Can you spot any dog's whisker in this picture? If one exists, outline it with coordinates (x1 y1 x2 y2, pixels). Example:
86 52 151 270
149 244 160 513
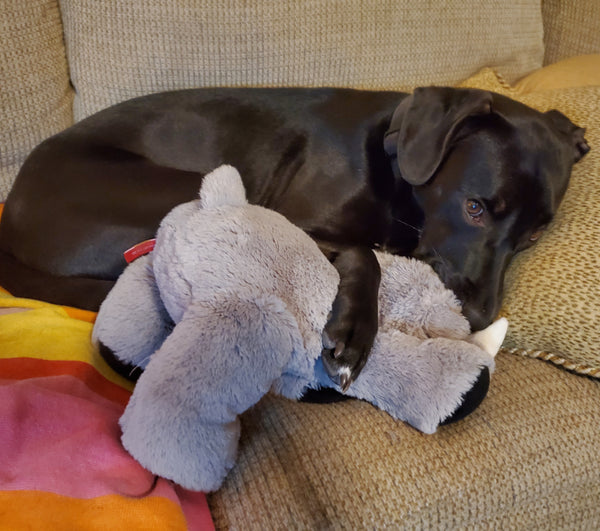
392 217 422 234
431 246 451 268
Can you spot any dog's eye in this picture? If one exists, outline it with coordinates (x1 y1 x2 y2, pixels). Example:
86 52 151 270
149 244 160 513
465 199 484 219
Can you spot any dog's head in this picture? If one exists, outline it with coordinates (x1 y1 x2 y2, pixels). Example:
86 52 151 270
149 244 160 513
385 87 590 330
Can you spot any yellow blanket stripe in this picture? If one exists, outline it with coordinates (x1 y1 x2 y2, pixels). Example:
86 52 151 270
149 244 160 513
0 290 134 392
0 284 98 322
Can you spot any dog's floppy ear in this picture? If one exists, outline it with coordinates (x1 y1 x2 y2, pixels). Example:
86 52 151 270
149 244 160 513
384 87 493 185
544 109 590 163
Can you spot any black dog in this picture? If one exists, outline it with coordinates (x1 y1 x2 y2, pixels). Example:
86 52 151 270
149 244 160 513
0 86 589 407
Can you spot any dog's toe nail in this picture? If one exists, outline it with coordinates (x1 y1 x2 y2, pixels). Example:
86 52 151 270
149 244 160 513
322 332 335 349
339 368 352 393
333 342 345 359
339 374 349 392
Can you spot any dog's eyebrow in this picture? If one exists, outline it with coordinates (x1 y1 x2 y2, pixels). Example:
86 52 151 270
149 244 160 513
492 197 507 214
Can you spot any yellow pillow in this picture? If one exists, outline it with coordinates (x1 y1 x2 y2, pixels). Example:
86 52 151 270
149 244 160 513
514 54 600 94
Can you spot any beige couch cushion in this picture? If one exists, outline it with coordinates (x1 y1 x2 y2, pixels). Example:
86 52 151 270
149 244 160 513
59 0 544 120
460 69 600 378
208 354 600 528
542 0 600 65
0 0 74 201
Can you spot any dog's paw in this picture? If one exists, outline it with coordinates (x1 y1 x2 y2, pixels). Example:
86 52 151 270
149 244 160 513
321 314 376 392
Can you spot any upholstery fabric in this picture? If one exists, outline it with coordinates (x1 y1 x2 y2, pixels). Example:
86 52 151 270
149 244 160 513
460 69 600 378
207 354 600 529
542 0 600 65
0 0 74 200
59 0 544 120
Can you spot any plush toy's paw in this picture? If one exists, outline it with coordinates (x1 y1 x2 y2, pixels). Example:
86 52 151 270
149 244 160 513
93 254 173 373
300 387 352 403
440 366 490 425
121 401 241 492
98 341 143 382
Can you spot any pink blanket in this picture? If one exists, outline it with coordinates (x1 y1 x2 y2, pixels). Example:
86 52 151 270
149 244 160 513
0 290 214 530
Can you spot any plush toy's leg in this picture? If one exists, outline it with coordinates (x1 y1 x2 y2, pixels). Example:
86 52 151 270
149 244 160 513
119 294 303 492
92 254 173 379
441 317 508 425
315 330 498 434
439 366 490 426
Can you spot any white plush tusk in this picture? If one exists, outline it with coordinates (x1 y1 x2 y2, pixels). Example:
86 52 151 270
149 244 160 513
469 317 509 357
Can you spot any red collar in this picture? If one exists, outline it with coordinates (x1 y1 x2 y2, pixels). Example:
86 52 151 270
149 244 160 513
123 239 156 263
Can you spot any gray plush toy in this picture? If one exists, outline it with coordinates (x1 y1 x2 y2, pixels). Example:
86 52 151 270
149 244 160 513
93 164 507 492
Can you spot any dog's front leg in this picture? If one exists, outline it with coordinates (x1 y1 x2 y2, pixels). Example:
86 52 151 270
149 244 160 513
316 242 380 391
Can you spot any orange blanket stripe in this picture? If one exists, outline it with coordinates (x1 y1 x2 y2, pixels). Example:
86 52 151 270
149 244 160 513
0 357 132 407
0 491 191 530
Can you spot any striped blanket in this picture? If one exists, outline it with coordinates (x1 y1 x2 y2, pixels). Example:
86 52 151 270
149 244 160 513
0 287 214 530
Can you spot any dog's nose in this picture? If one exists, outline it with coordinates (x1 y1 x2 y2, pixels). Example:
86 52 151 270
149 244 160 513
462 302 495 332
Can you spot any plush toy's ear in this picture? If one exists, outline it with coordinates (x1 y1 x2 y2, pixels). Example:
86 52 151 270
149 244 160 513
199 165 248 209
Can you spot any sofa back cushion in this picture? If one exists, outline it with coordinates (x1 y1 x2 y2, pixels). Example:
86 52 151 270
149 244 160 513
59 0 545 120
0 0 74 200
542 0 600 65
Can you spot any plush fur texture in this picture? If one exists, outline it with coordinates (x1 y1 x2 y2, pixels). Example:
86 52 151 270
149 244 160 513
93 165 506 492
